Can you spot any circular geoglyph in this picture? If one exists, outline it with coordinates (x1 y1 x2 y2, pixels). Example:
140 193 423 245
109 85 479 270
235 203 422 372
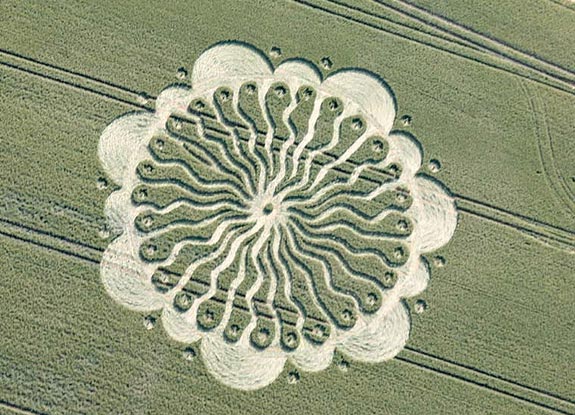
98 42 458 390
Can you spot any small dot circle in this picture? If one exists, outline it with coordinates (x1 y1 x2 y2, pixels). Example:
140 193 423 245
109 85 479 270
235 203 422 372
176 67 188 80
96 177 108 190
384 271 395 285
288 371 300 384
182 347 196 361
98 227 110 239
414 299 428 314
366 293 378 306
338 360 350 372
341 309 352 322
263 203 274 215
220 90 231 101
143 315 156 330
270 46 282 58
285 332 297 347
257 328 270 343
351 118 363 130
433 256 446 267
275 86 287 97
321 57 333 70
372 140 385 153
145 244 157 256
428 159 441 173
396 219 408 231
229 325 240 336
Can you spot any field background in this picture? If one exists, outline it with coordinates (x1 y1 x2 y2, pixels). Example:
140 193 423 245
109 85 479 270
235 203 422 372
0 0 574 414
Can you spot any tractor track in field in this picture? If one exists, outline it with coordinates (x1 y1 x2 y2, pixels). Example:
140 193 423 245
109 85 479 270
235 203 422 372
1 48 574 251
372 0 575 83
519 81 575 217
547 0 575 13
399 349 575 415
0 400 49 415
1 217 574 415
290 0 575 96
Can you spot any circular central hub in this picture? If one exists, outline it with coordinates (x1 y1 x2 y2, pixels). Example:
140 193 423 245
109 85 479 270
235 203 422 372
263 203 274 215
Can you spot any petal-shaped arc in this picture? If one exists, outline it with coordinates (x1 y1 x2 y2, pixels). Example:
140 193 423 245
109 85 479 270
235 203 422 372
396 256 431 298
321 69 397 134
408 175 458 253
161 306 203 344
101 233 164 312
192 42 273 88
387 131 423 179
337 300 410 362
289 339 335 372
275 58 323 85
201 332 287 391
155 85 194 119
98 112 159 185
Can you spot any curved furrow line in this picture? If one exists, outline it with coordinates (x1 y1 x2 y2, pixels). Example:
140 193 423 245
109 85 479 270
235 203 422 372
208 92 260 196
307 218 409 241
286 93 325 180
289 200 402 224
289 226 388 314
139 215 252 264
296 230 396 292
133 199 244 217
196 223 266 311
251 78 277 189
172 225 247 293
291 216 404 268
280 223 333 343
309 129 372 191
284 162 376 207
266 87 300 195
218 245 251 329
286 223 360 329
137 157 248 202
184 109 257 198
135 209 249 240
231 83 269 195
278 110 347 199
271 225 306 331
132 179 248 213
153 128 252 199
244 225 273 311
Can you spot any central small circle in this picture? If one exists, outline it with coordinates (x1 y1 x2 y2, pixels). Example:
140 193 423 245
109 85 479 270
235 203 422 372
263 203 274 215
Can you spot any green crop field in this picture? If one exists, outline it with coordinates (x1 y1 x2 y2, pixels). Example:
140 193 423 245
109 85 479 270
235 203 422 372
0 0 574 414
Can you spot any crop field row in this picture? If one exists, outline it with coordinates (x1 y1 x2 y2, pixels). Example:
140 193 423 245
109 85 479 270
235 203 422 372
291 0 575 95
3 196 570 415
1 0 573 413
2 0 574 229
0 231 571 415
0 58 572 412
1 52 573 254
